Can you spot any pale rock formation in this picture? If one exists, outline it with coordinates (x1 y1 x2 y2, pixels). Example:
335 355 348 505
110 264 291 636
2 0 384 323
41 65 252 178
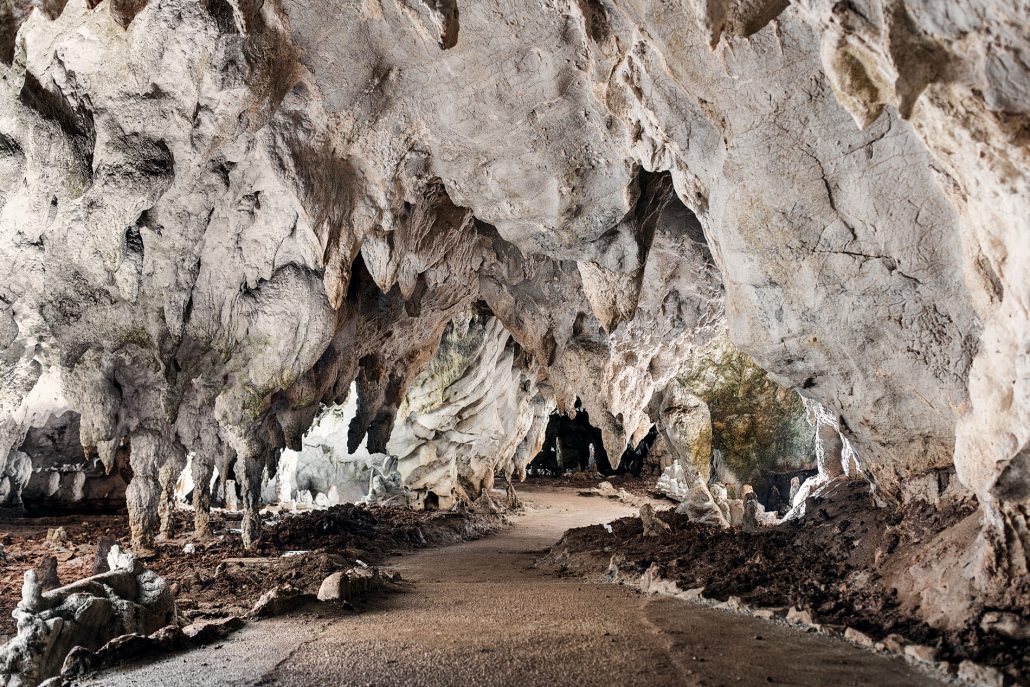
387 313 550 508
275 392 397 506
653 386 713 480
249 585 309 619
361 456 409 508
0 545 176 687
0 0 1025 628
670 333 814 486
674 481 732 529
660 461 731 529
316 566 385 603
639 503 671 537
656 460 692 502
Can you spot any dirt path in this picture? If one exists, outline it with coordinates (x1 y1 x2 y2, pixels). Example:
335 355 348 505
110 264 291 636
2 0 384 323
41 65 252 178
77 485 943 687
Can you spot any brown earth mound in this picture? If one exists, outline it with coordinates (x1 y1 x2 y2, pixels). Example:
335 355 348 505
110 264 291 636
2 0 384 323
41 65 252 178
1 504 504 642
545 480 1028 683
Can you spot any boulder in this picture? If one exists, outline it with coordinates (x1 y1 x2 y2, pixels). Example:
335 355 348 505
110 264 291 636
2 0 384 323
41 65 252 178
316 566 385 603
640 504 671 538
250 585 311 618
182 617 245 645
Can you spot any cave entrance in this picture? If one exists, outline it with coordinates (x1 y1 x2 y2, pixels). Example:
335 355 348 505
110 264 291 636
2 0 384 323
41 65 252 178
424 490 440 510
528 399 656 477
12 411 131 516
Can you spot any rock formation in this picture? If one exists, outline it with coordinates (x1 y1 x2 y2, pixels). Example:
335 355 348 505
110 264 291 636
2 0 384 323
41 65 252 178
388 312 550 509
0 0 1026 635
0 545 175 686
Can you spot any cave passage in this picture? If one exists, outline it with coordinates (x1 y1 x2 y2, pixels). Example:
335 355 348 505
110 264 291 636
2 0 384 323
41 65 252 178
66 487 943 687
1 0 1027 684
528 399 657 476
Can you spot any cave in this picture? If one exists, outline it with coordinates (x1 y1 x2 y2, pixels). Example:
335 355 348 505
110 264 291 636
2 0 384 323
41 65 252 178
530 400 665 477
0 1 1027 686
530 399 613 474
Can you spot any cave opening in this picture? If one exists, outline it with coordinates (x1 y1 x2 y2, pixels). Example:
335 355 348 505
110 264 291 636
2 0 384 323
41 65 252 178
528 399 658 477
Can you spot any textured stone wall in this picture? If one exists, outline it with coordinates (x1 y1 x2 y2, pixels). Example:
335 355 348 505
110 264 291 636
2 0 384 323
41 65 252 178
0 0 1026 619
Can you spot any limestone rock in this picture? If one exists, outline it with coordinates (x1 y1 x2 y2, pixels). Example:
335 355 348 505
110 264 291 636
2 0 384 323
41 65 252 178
640 504 671 538
656 461 692 502
0 0 1025 634
786 606 818 630
182 617 244 645
316 567 384 603
661 461 731 529
249 585 310 618
957 660 1004 687
979 611 1030 641
843 627 874 649
0 546 176 686
903 644 938 664
387 314 549 507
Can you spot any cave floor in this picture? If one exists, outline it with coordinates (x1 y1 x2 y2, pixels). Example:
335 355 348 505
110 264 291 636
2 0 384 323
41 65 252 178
75 484 943 687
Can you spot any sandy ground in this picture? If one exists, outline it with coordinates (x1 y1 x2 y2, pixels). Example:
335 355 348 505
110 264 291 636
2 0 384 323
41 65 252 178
74 484 942 687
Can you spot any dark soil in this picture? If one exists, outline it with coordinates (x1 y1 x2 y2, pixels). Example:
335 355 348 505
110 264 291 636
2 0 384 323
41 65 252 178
547 479 1029 684
524 473 666 500
0 504 503 642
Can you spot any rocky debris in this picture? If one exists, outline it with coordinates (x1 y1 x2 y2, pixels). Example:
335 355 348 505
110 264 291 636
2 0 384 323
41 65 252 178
32 557 58 592
250 585 312 618
903 644 938 665
0 0 1025 653
42 529 67 550
90 539 115 576
577 481 644 507
742 494 778 530
1 505 503 646
543 479 1028 682
660 462 733 529
55 617 246 682
958 660 1005 687
60 625 189 681
656 461 692 502
362 456 411 508
181 617 244 645
844 627 875 649
675 482 732 529
786 606 818 630
979 612 1030 642
601 552 1017 686
0 545 176 686
639 504 670 538
469 491 500 515
316 565 399 603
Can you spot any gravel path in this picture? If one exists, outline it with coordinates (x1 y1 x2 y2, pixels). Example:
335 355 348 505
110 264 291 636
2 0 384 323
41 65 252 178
77 485 943 687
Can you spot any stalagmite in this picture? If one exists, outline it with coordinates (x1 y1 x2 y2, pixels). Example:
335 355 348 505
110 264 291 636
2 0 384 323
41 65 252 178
126 432 162 554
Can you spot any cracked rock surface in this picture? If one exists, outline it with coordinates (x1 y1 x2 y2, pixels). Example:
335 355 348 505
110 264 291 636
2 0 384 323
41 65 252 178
0 0 1026 641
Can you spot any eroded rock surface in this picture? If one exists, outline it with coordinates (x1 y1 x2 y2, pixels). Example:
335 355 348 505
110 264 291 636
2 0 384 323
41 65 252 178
0 545 175 687
0 0 1026 635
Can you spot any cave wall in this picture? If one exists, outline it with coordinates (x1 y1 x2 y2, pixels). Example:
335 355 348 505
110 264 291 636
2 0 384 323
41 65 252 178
388 312 551 508
18 409 130 512
672 333 815 486
0 0 1026 614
